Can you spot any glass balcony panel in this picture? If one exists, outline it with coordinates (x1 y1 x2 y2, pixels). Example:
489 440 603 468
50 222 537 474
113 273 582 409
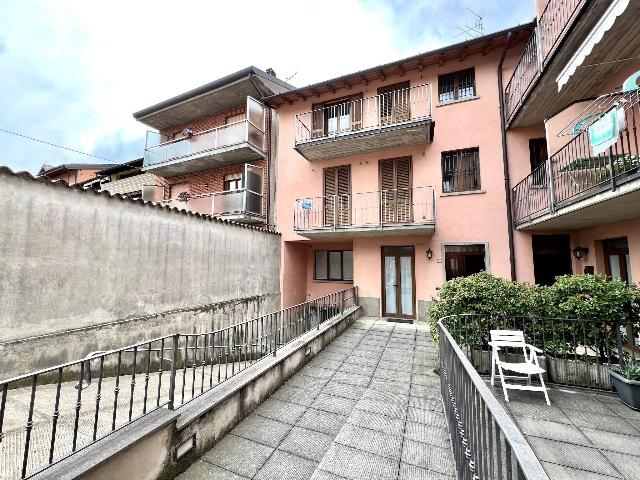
247 96 265 131
245 190 262 215
213 190 244 215
247 123 264 151
217 122 246 149
189 130 217 152
245 164 263 193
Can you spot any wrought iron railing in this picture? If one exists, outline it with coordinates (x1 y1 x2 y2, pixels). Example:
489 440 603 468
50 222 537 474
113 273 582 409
293 186 436 232
438 318 550 479
512 93 640 225
294 83 432 145
504 0 585 123
0 288 357 479
441 314 638 393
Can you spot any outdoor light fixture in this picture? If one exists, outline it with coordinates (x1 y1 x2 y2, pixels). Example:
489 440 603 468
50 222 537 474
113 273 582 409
426 248 433 260
572 246 589 260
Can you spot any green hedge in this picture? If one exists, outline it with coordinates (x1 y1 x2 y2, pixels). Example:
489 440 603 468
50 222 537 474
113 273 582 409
428 272 639 354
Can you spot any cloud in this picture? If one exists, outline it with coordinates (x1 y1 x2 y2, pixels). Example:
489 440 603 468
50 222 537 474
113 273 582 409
0 0 534 173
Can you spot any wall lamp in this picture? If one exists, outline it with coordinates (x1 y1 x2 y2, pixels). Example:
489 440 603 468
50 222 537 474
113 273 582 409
426 248 433 261
572 246 589 260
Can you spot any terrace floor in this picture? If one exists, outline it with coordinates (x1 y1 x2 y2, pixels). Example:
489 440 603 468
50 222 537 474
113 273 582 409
492 383 640 479
177 316 455 480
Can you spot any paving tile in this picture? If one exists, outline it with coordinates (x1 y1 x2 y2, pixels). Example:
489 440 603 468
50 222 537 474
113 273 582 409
315 351 350 363
278 426 334 462
410 383 444 399
231 414 292 448
317 443 399 480
355 397 407 419
540 462 623 480
202 434 274 478
601 450 640 479
526 436 617 476
347 408 405 436
272 385 317 407
338 362 376 377
404 422 450 447
569 410 637 435
286 374 330 393
603 402 640 420
254 449 318 480
346 355 379 367
299 365 337 380
397 462 455 480
297 408 348 436
254 398 307 425
516 417 592 446
362 388 409 407
369 377 411 395
410 373 440 386
408 396 443 412
377 360 415 373
311 393 357 416
177 460 250 480
322 381 366 400
335 423 403 460
581 427 640 456
401 439 455 476
308 358 343 371
374 367 412 384
504 400 572 424
406 407 447 428
330 371 371 387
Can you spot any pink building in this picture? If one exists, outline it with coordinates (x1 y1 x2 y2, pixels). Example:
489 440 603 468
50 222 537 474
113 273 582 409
133 67 293 227
267 0 640 320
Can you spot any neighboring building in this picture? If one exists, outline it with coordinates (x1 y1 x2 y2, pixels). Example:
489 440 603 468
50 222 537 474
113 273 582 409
505 0 640 287
37 163 112 185
266 0 640 320
133 66 294 226
95 158 160 200
267 24 534 320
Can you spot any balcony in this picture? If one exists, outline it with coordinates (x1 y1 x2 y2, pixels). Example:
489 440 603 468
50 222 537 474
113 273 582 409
512 90 640 229
294 186 435 238
142 97 266 178
294 84 434 161
212 188 264 224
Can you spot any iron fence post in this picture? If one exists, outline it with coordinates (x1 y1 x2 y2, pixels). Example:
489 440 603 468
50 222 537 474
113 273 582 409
168 334 179 410
609 145 617 191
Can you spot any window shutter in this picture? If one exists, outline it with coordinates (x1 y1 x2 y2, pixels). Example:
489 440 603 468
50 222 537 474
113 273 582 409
350 94 363 131
324 166 350 226
312 102 324 139
380 157 412 223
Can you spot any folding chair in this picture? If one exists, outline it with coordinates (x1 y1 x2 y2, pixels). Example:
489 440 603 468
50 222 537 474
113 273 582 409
489 330 550 406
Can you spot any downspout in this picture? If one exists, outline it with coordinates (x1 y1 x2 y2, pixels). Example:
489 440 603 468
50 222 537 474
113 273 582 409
498 31 517 281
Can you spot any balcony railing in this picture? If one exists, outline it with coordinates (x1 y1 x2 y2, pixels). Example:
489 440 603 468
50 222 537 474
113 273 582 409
294 186 435 233
0 288 357 479
294 83 432 145
504 0 585 123
212 188 263 218
512 91 640 226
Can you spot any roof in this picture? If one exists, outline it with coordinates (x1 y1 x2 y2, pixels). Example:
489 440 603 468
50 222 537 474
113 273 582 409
97 158 144 176
1 166 279 235
265 22 535 107
38 163 114 177
132 66 295 125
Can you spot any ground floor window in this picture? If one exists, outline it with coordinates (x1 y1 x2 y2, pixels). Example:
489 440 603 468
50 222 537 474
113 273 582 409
315 250 353 281
444 244 486 280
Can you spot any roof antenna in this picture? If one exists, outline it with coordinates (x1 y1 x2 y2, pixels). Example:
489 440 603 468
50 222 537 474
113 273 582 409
285 71 298 82
456 7 484 39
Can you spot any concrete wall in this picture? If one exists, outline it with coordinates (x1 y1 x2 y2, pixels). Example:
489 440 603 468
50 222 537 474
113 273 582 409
0 169 281 376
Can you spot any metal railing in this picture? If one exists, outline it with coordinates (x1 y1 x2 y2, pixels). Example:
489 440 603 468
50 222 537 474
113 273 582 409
212 188 263 217
294 186 436 232
441 314 639 392
0 288 357 479
504 0 585 122
438 318 550 479
512 93 640 225
294 83 432 145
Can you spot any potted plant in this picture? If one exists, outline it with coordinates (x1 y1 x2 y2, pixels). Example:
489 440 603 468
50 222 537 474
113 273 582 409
610 363 640 410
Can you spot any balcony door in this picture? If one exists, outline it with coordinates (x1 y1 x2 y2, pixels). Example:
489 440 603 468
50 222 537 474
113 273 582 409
378 81 410 126
382 246 415 318
380 157 412 224
324 165 351 227
311 94 362 139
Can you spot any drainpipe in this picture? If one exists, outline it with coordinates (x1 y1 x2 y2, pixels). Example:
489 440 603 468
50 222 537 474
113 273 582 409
498 31 517 281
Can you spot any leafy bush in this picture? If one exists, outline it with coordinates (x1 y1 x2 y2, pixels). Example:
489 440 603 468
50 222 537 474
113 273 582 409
428 272 639 357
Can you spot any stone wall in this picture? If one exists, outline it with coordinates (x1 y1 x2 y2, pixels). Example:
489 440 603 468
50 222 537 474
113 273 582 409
0 169 281 376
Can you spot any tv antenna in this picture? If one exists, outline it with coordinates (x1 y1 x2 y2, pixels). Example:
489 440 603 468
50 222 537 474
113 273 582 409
456 7 484 39
285 71 298 82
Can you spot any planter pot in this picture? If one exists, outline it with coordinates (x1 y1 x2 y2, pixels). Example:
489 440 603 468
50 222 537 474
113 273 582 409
610 369 640 410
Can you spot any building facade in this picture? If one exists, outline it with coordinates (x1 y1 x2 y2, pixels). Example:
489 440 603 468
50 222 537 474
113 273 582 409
37 163 112 185
133 67 293 227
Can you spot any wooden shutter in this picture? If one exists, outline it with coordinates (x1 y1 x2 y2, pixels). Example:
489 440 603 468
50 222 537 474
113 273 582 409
350 94 363 131
380 157 412 223
324 165 351 226
312 102 324 139
378 82 410 126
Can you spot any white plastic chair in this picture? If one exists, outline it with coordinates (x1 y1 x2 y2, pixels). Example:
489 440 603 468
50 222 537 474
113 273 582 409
489 330 550 406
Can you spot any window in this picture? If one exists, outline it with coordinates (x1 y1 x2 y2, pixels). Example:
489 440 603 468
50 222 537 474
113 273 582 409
444 244 486 280
438 68 475 104
311 94 363 138
314 250 353 281
441 148 480 193
224 173 243 191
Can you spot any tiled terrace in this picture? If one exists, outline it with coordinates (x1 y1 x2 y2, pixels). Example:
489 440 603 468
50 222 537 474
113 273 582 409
493 382 640 479
177 317 455 480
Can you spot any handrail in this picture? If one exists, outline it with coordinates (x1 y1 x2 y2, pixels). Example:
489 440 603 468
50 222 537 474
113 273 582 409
438 317 550 479
0 287 358 479
146 119 248 150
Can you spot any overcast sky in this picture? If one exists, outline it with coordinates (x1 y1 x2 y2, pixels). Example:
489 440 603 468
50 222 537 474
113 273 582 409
0 0 534 173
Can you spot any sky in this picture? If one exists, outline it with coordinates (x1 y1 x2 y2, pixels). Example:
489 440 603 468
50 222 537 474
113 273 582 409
0 0 534 173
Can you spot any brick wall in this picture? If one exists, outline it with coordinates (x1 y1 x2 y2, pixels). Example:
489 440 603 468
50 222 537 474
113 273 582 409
160 105 246 141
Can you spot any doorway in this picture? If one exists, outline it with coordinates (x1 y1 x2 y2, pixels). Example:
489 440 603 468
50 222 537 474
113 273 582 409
604 237 631 284
381 246 415 318
532 234 572 286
